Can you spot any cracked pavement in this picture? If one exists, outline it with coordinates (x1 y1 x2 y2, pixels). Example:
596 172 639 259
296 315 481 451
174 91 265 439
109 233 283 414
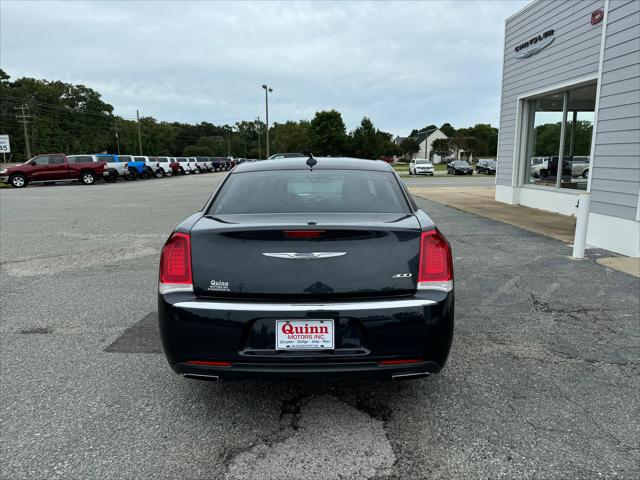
1 175 639 479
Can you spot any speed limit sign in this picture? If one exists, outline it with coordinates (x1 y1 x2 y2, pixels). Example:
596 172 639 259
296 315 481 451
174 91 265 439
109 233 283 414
0 135 10 153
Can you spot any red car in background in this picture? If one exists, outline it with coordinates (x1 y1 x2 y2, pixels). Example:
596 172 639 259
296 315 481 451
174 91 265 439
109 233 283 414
0 153 107 188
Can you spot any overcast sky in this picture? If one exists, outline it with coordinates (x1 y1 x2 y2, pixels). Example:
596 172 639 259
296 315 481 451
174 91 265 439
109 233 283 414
1 0 528 136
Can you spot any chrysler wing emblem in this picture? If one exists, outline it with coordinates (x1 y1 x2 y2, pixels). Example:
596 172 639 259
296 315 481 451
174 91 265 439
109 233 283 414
262 252 347 259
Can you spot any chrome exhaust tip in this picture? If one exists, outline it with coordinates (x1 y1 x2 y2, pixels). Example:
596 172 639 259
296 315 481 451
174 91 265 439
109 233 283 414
183 373 220 382
392 372 430 381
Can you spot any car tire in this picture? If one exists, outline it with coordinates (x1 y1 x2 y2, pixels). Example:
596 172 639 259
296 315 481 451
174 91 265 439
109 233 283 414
140 168 152 180
155 168 166 178
196 167 202 174
104 169 118 183
80 171 96 185
9 174 27 188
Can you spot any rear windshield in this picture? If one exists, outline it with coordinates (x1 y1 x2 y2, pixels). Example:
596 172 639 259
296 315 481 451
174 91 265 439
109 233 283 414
97 155 115 162
209 170 410 214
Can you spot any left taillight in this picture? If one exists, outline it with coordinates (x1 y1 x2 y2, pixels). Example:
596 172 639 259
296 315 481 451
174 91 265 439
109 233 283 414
159 232 193 294
417 229 453 292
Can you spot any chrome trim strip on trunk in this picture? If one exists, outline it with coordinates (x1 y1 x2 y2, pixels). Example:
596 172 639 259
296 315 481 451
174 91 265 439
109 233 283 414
262 252 347 259
173 298 437 312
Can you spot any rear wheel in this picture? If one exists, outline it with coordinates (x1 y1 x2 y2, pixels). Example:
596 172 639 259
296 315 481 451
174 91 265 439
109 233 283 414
9 174 27 188
140 168 152 180
80 171 96 185
104 169 118 183
124 169 137 181
155 168 166 178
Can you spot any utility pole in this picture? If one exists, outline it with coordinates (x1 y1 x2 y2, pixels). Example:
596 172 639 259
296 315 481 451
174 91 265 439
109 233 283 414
255 116 261 159
115 118 121 154
15 104 32 160
136 109 143 155
261 85 273 158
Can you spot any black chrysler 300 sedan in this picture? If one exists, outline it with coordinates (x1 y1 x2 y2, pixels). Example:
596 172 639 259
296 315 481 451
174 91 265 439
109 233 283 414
159 157 454 381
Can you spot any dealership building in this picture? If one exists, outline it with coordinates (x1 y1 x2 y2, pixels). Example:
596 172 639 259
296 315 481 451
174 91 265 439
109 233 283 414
496 0 639 256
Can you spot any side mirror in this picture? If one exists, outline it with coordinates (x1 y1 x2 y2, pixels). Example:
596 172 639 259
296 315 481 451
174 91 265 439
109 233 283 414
29 160 36 166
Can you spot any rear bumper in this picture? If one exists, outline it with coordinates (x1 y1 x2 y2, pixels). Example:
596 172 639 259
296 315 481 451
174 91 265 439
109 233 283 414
159 291 454 381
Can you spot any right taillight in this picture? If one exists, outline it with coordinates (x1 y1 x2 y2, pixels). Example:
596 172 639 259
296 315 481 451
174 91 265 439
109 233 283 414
159 232 193 294
417 229 453 292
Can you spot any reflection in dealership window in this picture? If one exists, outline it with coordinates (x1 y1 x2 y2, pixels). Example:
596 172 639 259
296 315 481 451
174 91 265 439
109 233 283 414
524 92 563 186
523 83 595 191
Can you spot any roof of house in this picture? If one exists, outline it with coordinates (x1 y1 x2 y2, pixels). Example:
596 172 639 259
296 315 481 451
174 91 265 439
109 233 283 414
411 128 438 144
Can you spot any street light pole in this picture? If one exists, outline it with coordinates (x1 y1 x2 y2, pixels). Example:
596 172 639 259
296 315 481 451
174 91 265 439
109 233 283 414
261 84 273 158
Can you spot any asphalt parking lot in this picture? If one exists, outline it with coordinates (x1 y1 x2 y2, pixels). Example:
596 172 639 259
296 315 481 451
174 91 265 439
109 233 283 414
1 174 638 479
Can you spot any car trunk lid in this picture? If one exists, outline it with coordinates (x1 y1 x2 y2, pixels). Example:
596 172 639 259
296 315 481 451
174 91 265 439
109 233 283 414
190 213 421 299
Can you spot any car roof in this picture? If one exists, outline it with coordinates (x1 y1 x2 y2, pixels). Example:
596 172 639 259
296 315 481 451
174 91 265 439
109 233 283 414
233 157 394 173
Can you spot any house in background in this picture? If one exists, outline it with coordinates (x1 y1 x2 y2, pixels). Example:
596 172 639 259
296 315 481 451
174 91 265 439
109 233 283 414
413 128 449 163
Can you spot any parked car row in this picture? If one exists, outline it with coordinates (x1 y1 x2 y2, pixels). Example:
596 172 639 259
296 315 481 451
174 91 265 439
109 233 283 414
530 155 589 180
0 154 238 188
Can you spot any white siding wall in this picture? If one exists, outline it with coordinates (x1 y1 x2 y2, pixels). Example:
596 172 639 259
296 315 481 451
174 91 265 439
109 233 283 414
497 0 604 186
416 129 448 160
590 0 640 220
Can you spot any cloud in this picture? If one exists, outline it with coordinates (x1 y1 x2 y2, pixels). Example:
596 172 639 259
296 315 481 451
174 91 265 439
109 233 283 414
0 0 528 135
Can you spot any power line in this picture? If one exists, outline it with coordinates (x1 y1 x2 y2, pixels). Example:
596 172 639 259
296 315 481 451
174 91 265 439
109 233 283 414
0 93 137 120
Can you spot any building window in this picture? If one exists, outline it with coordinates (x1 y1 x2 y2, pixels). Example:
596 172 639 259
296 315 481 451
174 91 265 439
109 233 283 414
523 82 596 191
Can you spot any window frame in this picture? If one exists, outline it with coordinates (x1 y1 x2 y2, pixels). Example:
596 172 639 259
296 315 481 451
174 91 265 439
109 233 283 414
515 76 597 193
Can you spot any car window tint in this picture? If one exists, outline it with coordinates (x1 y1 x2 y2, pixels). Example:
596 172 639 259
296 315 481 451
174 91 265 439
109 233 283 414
120 156 132 162
50 155 65 164
33 156 50 165
99 155 115 162
68 155 93 163
210 170 410 214
134 157 145 161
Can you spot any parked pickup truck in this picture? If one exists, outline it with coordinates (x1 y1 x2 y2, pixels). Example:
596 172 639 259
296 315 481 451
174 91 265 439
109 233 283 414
0 153 107 188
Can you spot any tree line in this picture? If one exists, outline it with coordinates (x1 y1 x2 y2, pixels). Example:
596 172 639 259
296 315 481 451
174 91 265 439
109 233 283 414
0 70 499 163
399 122 499 161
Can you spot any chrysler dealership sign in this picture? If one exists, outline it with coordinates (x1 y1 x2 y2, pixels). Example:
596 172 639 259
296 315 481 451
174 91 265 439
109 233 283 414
514 29 555 58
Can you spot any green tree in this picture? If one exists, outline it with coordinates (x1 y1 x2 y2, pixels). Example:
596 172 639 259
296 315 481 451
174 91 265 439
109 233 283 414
309 110 347 156
351 117 379 159
431 138 456 160
399 138 420 159
271 120 310 154
440 122 456 137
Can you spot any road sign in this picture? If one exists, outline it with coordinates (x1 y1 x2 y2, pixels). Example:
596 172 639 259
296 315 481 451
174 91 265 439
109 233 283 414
0 135 10 153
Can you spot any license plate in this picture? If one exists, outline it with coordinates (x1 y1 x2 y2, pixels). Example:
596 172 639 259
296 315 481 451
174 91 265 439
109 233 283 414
275 319 334 350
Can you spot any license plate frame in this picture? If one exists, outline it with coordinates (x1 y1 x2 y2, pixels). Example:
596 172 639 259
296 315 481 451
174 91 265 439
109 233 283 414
275 319 335 351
